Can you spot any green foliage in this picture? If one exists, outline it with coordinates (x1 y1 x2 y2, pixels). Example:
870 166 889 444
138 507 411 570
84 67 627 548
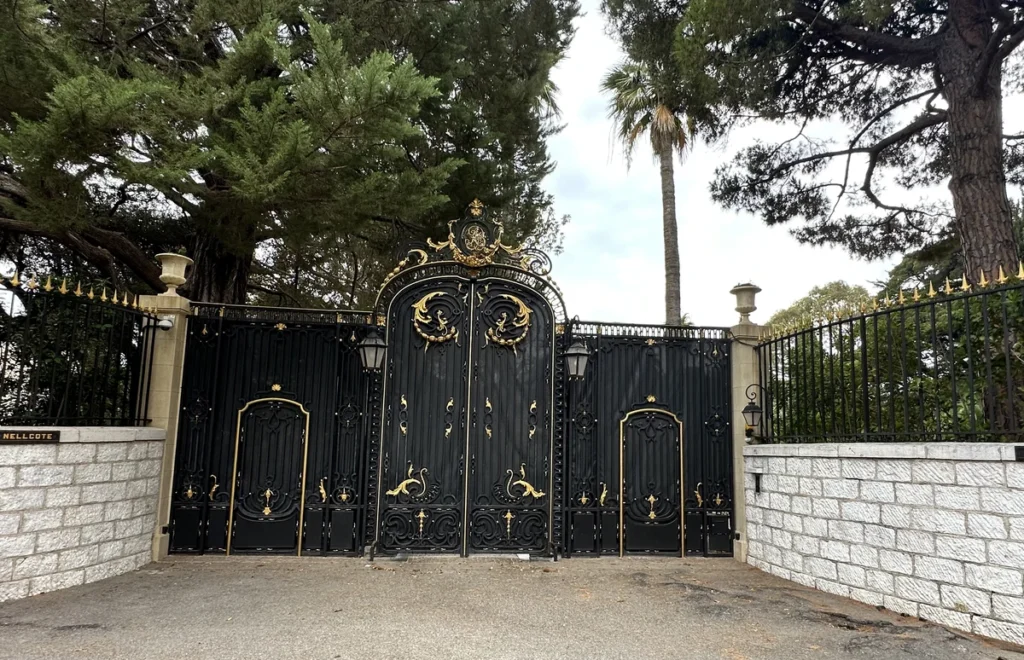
768 281 872 329
606 0 1024 267
602 61 693 165
764 283 1024 442
0 0 579 305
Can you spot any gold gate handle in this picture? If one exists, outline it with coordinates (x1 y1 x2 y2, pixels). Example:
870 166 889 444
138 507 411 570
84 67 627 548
694 482 703 508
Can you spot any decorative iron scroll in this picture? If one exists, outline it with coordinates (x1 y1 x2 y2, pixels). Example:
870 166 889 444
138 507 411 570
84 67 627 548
411 291 462 350
376 200 558 310
481 292 533 353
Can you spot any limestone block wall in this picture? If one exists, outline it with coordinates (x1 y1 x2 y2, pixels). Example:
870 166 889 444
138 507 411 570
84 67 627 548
0 428 165 602
745 443 1024 646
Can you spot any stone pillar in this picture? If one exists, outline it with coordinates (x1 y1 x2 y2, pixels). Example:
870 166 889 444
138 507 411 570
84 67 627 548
729 283 763 562
139 253 193 561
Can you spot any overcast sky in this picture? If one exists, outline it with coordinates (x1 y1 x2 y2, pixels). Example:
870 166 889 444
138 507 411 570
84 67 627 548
545 1 903 328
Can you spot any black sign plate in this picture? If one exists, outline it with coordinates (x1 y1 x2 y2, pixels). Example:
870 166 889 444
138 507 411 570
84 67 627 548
0 430 60 444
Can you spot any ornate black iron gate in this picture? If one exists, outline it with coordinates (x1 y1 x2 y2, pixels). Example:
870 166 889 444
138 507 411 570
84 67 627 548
370 206 564 556
563 322 732 557
169 201 733 559
169 306 372 555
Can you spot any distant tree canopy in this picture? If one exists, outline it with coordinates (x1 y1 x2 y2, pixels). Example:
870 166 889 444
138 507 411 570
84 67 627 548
604 0 1024 283
0 0 579 305
768 281 873 328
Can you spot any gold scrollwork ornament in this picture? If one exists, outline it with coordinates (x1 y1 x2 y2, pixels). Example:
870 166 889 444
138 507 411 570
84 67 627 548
387 463 429 498
411 292 459 351
506 464 545 500
485 294 532 353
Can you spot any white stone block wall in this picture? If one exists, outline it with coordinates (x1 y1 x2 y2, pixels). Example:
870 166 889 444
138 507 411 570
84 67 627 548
0 428 165 602
745 443 1024 646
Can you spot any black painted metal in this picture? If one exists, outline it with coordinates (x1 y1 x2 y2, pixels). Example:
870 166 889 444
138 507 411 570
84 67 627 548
0 286 156 426
563 322 732 558
170 205 733 559
169 305 374 555
756 279 1024 443
374 274 556 555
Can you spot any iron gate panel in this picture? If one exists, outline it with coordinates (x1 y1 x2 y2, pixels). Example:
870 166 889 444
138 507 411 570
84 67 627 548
564 323 732 557
465 277 554 554
375 276 472 553
620 406 683 554
169 306 372 555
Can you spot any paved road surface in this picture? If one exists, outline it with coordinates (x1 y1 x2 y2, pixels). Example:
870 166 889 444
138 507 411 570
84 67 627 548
1 556 1022 660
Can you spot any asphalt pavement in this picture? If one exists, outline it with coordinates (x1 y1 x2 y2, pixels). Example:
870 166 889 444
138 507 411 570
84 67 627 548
1 555 1022 660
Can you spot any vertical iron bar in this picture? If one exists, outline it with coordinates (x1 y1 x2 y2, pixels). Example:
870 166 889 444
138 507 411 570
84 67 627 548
963 295 977 436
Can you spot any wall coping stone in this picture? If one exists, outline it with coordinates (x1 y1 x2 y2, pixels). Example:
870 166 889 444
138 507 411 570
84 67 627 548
0 427 165 444
744 443 1022 462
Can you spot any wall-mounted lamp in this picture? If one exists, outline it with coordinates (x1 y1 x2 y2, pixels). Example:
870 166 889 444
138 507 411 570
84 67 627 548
358 330 387 371
156 317 174 331
565 339 590 379
742 383 768 442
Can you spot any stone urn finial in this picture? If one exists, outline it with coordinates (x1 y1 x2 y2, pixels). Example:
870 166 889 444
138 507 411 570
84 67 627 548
155 253 194 296
730 282 761 324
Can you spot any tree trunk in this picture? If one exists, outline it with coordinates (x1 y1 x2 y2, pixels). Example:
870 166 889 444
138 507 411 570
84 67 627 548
659 146 682 325
186 229 251 304
939 0 1019 280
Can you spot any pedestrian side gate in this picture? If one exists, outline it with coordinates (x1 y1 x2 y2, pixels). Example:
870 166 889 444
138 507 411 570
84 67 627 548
168 202 733 558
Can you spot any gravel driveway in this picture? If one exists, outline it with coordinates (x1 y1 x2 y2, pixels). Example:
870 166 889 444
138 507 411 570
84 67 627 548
0 556 1021 660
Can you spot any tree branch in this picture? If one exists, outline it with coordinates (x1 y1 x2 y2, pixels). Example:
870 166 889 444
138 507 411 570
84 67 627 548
790 3 941 66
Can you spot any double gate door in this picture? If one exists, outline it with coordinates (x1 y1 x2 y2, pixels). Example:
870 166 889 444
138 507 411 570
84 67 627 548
375 275 556 555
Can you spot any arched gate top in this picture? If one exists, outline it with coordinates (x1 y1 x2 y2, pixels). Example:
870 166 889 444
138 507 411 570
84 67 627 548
373 201 568 322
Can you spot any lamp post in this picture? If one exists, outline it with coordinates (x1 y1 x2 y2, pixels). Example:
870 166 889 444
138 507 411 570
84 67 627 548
358 331 387 371
565 339 589 379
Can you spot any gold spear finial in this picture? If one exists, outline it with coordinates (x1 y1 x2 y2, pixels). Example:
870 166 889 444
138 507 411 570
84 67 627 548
9 272 19 287
43 276 53 292
913 286 921 302
883 293 892 307
928 281 937 298
58 278 69 295
26 274 37 290
898 290 906 305
997 265 1009 285
1018 261 1024 281
978 269 989 288
872 299 879 311
960 274 971 293
74 281 83 297
100 287 108 302
943 278 954 295
87 287 94 300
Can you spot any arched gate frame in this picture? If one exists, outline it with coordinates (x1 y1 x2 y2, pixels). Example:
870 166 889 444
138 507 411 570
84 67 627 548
368 203 568 556
168 202 732 558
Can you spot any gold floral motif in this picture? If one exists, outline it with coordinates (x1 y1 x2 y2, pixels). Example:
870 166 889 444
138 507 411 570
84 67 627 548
647 494 657 520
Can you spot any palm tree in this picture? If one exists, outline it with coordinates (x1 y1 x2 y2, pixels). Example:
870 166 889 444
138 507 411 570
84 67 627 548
602 61 692 325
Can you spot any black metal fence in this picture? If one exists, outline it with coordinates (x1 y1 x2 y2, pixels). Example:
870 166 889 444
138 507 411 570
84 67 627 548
757 276 1024 443
0 279 157 426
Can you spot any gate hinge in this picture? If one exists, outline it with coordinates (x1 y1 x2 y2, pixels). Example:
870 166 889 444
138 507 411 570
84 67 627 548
733 532 741 540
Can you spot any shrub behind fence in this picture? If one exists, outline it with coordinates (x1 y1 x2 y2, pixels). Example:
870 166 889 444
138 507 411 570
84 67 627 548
0 280 157 426
756 275 1024 443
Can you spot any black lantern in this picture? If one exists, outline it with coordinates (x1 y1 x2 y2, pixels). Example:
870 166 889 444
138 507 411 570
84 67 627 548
741 401 762 436
565 340 589 379
358 331 387 370
742 383 767 440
